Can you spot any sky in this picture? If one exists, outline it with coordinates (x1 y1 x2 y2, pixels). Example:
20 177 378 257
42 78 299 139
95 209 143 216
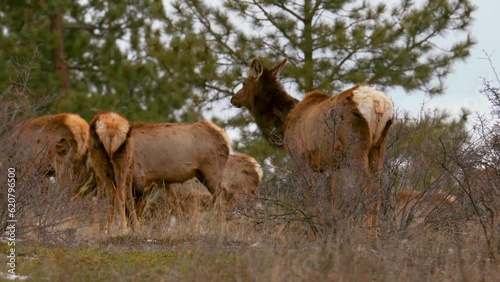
391 0 499 121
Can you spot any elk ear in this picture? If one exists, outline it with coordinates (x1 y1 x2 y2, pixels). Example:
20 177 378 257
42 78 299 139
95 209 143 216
250 58 264 80
270 58 288 77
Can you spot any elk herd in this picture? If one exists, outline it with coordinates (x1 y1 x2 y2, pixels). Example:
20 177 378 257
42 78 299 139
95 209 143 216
7 57 399 237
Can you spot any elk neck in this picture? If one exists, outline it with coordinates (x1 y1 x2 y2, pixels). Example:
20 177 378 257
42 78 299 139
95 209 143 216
251 76 299 147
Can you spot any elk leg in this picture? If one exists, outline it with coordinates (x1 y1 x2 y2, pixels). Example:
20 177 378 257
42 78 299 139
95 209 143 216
113 158 139 231
90 147 115 234
125 162 140 230
333 139 376 235
106 184 116 234
199 169 225 209
366 143 387 237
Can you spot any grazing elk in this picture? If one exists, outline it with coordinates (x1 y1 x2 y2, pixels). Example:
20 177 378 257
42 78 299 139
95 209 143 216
9 113 90 185
89 111 231 232
89 112 139 233
137 153 263 218
231 58 394 234
219 153 263 209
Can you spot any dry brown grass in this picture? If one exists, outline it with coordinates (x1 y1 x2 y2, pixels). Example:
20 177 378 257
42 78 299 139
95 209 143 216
3 208 499 281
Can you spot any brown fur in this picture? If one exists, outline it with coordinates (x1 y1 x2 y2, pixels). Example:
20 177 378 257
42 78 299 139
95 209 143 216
131 120 230 196
220 153 263 209
89 112 138 233
132 120 231 220
89 112 231 230
10 113 90 184
231 58 298 146
138 153 263 219
231 58 394 234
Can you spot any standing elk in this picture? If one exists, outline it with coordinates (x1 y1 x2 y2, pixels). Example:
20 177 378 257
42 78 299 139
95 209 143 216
231 58 394 234
9 113 90 185
89 112 139 233
131 120 231 196
137 153 263 219
89 111 231 233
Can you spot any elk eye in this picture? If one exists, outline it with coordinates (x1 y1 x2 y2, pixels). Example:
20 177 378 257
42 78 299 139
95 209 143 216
242 82 246 87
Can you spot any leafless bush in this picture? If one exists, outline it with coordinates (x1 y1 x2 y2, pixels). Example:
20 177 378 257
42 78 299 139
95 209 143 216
241 158 355 241
230 146 365 241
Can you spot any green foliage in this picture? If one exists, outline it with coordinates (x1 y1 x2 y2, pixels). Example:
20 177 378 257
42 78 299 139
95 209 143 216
218 0 475 94
0 0 214 123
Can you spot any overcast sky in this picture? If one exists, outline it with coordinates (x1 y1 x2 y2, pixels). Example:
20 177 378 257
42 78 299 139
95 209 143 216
392 0 499 120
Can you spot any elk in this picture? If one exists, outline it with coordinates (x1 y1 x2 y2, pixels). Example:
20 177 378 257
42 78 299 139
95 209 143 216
89 111 231 232
231 58 394 234
219 153 263 209
137 153 263 218
89 112 138 233
9 113 90 185
131 120 230 196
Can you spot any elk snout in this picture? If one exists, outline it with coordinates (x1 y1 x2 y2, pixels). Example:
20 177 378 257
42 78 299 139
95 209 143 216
230 95 243 108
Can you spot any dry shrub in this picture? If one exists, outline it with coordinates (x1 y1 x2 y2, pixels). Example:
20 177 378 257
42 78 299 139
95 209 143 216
241 160 369 243
376 61 499 259
0 51 101 244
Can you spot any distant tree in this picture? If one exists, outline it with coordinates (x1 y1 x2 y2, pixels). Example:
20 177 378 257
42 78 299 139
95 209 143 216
176 0 475 94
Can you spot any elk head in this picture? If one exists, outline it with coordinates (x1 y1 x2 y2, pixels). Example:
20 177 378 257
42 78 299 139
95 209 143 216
231 58 288 111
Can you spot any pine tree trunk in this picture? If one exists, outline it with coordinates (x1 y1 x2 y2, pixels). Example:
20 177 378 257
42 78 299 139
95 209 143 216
51 8 71 93
303 0 314 92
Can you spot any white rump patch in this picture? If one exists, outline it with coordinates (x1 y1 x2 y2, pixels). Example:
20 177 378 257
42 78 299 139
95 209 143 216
95 112 130 157
64 113 90 158
352 86 394 144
